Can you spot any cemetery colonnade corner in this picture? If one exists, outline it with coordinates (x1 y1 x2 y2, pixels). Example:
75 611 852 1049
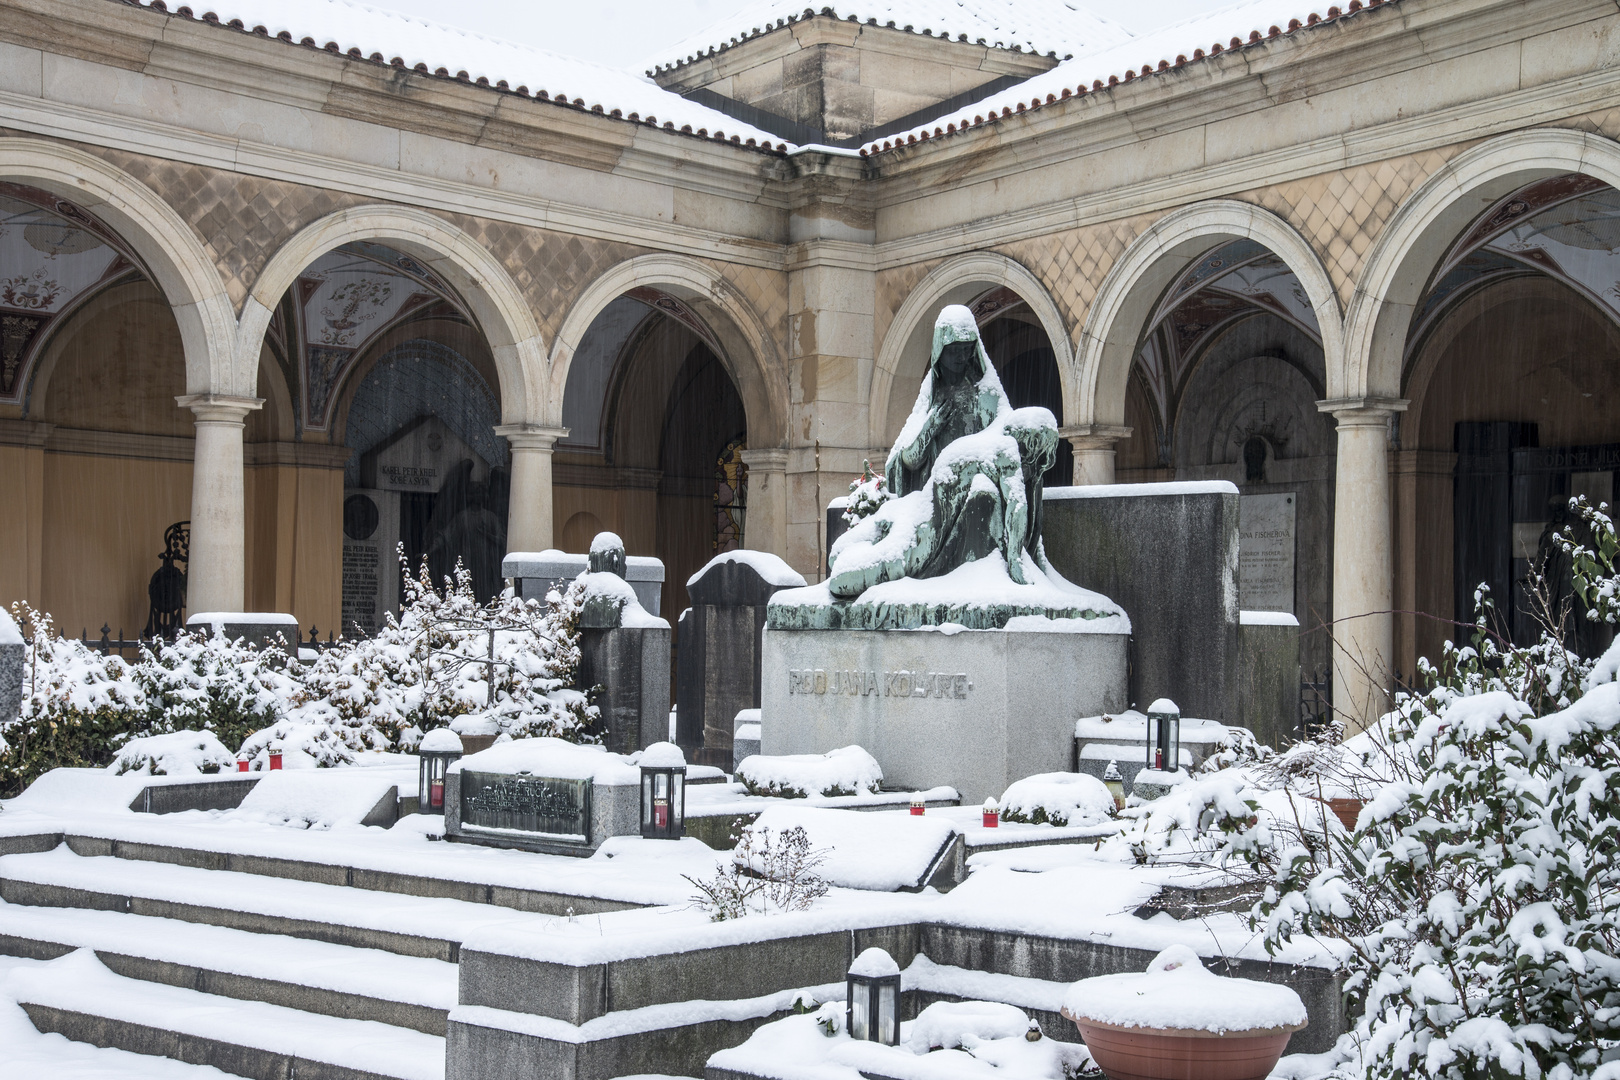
3 0 1620 740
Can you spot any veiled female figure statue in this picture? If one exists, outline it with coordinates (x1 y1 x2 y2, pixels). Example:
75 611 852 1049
828 305 1059 598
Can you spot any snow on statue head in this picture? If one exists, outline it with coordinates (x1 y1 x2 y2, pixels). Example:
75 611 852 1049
822 305 1063 602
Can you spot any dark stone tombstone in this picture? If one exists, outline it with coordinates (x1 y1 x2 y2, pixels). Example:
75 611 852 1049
1042 482 1240 723
677 552 806 767
576 533 671 756
0 608 22 728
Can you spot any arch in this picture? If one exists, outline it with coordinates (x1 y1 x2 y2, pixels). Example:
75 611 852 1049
1346 128 1620 402
871 252 1074 449
242 206 545 424
1077 200 1344 429
0 137 236 395
548 253 786 447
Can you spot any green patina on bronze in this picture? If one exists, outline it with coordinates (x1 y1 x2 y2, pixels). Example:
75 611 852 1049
769 306 1114 631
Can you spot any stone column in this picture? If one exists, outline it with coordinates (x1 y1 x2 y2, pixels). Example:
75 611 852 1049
177 394 262 616
739 448 789 558
1320 398 1407 733
496 425 568 554
1060 424 1132 486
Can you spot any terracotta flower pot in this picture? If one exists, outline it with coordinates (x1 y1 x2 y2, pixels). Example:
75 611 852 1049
457 733 498 755
1062 1012 1304 1080
1323 796 1364 832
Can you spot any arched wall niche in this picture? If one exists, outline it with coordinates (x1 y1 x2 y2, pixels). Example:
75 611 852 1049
871 253 1074 451
0 138 236 398
1076 200 1342 458
242 206 544 426
549 254 785 450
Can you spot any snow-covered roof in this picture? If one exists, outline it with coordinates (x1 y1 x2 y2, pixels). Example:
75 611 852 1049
120 0 793 152
646 1 1136 74
857 0 1402 156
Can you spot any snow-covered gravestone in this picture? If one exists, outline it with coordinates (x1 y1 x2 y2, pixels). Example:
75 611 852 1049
676 550 806 764
0 606 22 728
762 306 1130 803
576 532 672 755
443 738 641 856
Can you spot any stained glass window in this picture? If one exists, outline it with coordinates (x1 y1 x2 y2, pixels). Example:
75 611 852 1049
714 436 748 552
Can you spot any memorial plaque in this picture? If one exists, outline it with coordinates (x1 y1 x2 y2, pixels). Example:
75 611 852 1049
340 487 398 638
459 770 591 843
1239 493 1296 614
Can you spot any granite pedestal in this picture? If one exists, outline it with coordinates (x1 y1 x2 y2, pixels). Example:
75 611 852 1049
761 626 1128 804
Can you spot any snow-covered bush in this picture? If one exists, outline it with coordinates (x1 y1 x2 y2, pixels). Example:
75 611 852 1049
736 745 882 798
132 628 292 752
289 558 595 751
998 772 1116 826
683 824 829 920
841 459 892 527
1254 497 1620 1080
1 604 144 797
109 730 235 776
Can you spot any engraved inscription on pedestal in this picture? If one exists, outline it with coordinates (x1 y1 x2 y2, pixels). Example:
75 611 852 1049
459 771 591 842
786 668 973 699
1239 492 1297 614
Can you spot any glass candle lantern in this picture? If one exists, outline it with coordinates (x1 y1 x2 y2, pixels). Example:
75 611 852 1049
639 742 687 840
1103 759 1125 809
846 947 902 1046
417 729 464 816
1146 698 1181 773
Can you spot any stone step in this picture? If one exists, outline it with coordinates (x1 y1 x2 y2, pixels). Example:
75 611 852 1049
54 832 643 917
13 948 443 1080
0 898 456 1035
0 846 562 962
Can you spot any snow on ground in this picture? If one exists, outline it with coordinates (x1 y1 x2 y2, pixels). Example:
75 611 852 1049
0 955 245 1080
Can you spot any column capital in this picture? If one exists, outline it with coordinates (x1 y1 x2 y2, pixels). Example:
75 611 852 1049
1316 396 1409 423
176 394 263 424
494 424 569 451
739 447 789 471
1059 424 1133 450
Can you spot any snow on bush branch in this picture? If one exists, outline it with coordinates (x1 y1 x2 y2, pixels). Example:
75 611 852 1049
1253 497 1620 1080
1 553 597 794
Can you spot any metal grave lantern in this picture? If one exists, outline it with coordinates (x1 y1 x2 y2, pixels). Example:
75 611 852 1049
846 947 901 1045
1146 698 1181 773
418 728 464 815
638 741 687 839
1103 759 1125 809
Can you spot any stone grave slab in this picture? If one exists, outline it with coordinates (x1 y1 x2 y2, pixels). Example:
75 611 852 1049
444 739 640 856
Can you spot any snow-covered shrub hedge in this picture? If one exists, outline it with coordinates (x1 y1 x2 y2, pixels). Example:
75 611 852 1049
1 604 145 796
736 745 882 798
109 730 236 776
132 628 293 752
998 772 1116 826
288 559 595 750
1254 497 1620 1080
0 556 598 792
